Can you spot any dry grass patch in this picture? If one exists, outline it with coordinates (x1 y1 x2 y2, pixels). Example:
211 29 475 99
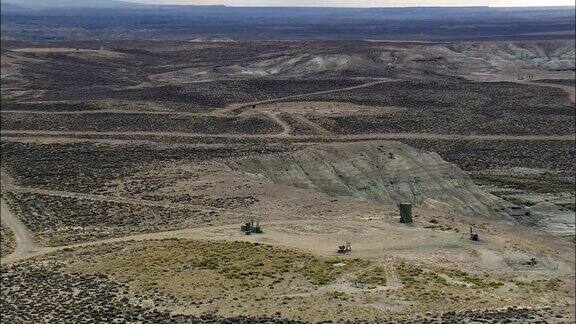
356 266 388 286
68 239 371 306
391 262 569 315
47 240 573 321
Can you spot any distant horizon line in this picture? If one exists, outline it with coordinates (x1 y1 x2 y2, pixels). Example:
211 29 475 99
5 1 575 8
121 3 575 8
4 1 574 9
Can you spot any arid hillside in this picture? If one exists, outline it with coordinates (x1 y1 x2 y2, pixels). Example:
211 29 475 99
152 41 575 81
228 141 504 218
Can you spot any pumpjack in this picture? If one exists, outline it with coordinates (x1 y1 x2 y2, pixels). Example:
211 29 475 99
337 242 352 254
241 219 262 235
469 226 479 241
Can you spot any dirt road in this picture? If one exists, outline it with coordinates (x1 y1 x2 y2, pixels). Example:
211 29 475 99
0 219 489 267
216 79 391 115
6 185 247 217
3 77 571 140
2 130 573 142
3 217 571 283
290 114 332 135
1 198 40 260
262 111 292 135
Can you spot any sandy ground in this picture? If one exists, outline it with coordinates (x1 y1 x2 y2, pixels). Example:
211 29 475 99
3 217 573 274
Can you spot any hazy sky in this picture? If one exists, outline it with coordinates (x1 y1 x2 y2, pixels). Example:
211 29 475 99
124 0 576 6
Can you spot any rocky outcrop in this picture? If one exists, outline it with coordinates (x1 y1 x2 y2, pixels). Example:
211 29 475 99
227 141 506 218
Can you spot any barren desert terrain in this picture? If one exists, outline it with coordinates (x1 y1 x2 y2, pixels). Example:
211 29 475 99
1 36 575 323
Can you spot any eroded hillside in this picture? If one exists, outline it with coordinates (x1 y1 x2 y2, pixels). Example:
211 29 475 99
228 141 505 218
153 41 575 82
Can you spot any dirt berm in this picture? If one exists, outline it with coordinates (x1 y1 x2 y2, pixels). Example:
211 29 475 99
227 141 509 218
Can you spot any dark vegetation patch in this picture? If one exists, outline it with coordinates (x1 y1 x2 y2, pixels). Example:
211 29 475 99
300 81 574 135
279 113 321 135
108 85 233 107
18 53 140 91
1 263 183 323
1 101 103 112
472 173 575 194
0 132 299 145
2 191 223 245
107 79 365 108
400 139 575 173
0 223 16 256
293 80 573 114
423 307 565 323
141 194 259 209
356 266 387 286
0 141 290 193
1 112 281 134
309 112 574 135
200 79 364 100
1 263 303 323
0 99 219 114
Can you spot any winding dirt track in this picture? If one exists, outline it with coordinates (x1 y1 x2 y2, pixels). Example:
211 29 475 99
6 186 245 216
216 79 392 114
0 183 252 265
290 114 332 135
2 130 573 142
0 170 40 260
0 221 227 265
262 111 292 136
0 218 491 266
1 80 392 116
1 198 40 261
1 80 385 139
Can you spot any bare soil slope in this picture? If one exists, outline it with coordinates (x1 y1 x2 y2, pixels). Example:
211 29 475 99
156 41 575 82
228 141 504 218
